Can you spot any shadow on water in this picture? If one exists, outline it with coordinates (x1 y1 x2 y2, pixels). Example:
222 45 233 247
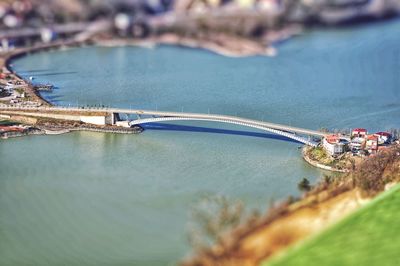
31 71 78 77
19 69 53 73
41 94 61 100
40 94 63 105
141 123 303 144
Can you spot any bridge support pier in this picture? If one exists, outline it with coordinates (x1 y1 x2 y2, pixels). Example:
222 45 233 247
106 112 122 125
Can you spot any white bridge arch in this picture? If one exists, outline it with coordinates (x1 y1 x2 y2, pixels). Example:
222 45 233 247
129 116 319 147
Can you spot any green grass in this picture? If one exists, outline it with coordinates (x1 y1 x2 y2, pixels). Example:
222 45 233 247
0 120 19 126
264 184 400 266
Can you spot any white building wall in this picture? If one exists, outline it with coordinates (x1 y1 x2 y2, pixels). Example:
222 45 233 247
323 138 335 155
80 116 106 125
323 138 345 156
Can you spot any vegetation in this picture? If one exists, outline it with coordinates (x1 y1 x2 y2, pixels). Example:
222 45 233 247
298 178 311 192
187 195 245 250
307 145 400 198
14 88 24 95
353 147 400 196
0 120 18 126
306 146 350 170
184 145 400 265
266 184 400 266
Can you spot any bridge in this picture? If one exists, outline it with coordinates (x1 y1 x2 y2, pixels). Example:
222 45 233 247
0 106 327 147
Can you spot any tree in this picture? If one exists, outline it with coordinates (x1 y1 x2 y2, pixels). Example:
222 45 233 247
187 195 245 250
298 177 311 192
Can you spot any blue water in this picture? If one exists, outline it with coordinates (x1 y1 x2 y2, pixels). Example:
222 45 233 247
1 19 400 265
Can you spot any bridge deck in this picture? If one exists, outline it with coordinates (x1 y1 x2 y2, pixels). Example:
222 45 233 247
0 106 326 137
0 106 326 136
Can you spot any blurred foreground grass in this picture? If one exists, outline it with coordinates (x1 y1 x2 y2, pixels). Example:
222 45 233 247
265 184 400 266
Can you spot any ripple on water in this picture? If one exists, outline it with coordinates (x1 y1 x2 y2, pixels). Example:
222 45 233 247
2 19 400 266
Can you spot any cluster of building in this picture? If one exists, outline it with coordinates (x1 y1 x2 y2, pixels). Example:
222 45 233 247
0 77 41 107
1 0 398 30
0 80 24 102
0 0 172 30
322 128 397 157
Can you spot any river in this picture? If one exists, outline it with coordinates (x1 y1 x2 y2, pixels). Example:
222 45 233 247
1 19 400 265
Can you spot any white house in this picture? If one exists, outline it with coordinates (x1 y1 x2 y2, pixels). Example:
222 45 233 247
322 134 347 156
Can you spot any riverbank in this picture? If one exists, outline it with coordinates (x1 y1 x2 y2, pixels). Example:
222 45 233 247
267 183 400 266
183 145 400 266
1 35 271 113
0 117 143 140
302 146 350 173
1 42 77 107
0 41 148 137
38 120 143 134
95 34 276 57
0 125 43 139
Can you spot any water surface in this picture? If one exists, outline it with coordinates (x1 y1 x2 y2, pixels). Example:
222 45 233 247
1 19 400 265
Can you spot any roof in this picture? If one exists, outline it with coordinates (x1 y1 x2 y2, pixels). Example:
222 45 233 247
367 135 378 141
375 132 391 137
325 134 339 144
352 128 367 132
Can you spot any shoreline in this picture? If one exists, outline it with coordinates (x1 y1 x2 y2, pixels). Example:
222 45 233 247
302 146 350 173
1 40 84 107
94 34 278 58
1 26 303 121
1 34 275 110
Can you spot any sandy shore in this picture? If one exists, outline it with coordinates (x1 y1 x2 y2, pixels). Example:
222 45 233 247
95 36 276 57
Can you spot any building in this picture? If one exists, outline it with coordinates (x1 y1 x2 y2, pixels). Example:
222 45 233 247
374 132 392 145
322 134 347 156
365 134 378 154
351 128 367 138
350 137 365 152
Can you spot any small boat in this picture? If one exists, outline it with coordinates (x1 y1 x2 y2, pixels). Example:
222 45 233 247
29 76 34 81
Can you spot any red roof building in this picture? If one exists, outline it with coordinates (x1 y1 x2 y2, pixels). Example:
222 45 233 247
352 128 367 137
374 132 392 145
375 132 391 137
325 134 340 144
322 134 347 156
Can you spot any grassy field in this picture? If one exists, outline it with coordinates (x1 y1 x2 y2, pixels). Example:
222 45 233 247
265 184 400 266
